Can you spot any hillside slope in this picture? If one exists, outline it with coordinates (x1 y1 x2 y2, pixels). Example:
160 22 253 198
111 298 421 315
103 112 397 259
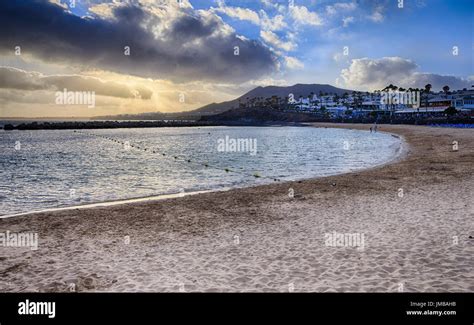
192 83 353 116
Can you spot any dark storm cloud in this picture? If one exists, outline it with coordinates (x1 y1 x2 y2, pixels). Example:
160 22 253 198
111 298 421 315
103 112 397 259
170 13 219 40
0 0 278 82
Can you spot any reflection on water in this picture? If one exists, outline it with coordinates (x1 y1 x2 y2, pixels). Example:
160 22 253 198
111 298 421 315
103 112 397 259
0 126 401 216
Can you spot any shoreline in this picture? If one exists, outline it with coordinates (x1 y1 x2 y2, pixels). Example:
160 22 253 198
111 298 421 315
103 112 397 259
0 189 225 220
0 123 472 292
0 127 406 219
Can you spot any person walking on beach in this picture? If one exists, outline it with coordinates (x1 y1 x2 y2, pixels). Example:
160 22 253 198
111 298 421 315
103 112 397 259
370 127 373 133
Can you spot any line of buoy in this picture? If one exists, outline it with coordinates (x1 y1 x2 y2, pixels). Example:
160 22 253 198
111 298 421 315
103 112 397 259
73 130 282 182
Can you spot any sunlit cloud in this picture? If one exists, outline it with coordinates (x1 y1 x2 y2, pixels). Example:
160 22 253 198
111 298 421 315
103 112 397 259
260 30 296 52
340 57 472 91
289 5 323 26
284 56 304 70
212 1 260 25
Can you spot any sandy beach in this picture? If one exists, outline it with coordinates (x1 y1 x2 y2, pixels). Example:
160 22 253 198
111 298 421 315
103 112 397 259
0 124 472 292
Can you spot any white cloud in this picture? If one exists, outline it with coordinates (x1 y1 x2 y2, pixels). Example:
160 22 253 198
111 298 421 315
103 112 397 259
261 0 274 7
289 6 323 26
260 30 296 51
259 10 287 31
368 6 384 23
340 57 472 91
260 0 285 13
213 3 260 25
403 73 473 91
342 16 355 27
48 0 68 9
326 2 357 16
236 34 249 41
341 57 416 89
284 56 304 69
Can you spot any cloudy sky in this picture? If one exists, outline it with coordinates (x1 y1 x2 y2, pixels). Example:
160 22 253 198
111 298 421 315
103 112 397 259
0 0 472 117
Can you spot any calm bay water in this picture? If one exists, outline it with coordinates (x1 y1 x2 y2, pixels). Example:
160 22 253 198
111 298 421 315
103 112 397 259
0 126 401 216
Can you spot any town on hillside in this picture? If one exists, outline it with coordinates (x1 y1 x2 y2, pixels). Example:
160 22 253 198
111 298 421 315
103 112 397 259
234 84 474 120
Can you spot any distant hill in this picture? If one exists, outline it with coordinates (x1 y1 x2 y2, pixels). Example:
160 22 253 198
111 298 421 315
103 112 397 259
200 107 321 124
91 83 354 120
191 83 354 116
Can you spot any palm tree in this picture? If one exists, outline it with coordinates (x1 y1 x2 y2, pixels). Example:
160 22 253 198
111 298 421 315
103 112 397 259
381 85 397 122
424 84 432 94
442 85 450 98
423 84 432 113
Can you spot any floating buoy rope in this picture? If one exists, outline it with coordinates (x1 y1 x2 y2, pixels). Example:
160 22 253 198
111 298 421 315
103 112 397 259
74 131 282 182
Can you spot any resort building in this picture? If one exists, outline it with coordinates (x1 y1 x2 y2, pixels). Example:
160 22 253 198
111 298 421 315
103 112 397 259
282 88 474 118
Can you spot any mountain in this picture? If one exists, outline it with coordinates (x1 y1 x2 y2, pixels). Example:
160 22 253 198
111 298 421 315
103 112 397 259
91 83 354 120
191 83 354 116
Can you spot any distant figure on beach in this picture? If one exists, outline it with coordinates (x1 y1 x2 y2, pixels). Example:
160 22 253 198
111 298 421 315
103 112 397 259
370 127 373 133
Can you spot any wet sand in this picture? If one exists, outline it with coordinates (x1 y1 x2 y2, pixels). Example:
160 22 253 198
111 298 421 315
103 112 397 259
0 124 473 292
